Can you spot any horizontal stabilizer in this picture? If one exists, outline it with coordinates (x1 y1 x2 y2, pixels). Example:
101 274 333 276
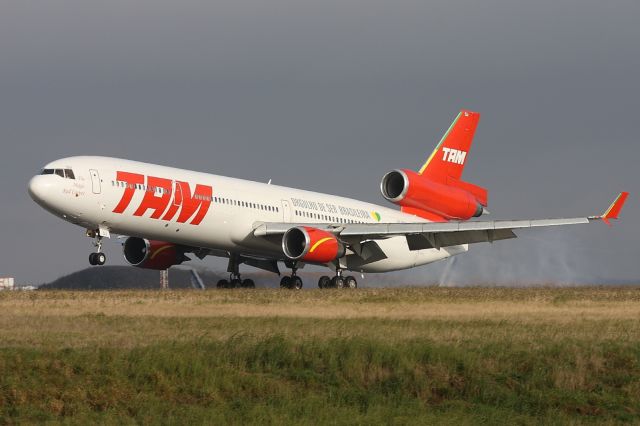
447 178 488 206
400 206 448 222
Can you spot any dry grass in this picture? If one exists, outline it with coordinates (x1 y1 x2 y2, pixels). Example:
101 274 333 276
4 287 640 317
0 287 639 348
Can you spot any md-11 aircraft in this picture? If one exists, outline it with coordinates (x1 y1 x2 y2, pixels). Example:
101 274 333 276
28 110 628 289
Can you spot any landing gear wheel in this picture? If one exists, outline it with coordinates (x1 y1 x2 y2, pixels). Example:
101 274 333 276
217 279 229 288
331 276 345 289
292 276 303 290
345 276 357 289
280 276 291 289
89 252 106 266
242 279 255 288
318 276 330 289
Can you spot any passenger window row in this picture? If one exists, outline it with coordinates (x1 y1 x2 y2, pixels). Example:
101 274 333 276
41 169 75 179
214 197 279 213
294 209 366 224
111 180 174 194
110 180 279 212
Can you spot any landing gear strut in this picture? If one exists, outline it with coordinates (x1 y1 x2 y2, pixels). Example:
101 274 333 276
318 268 357 289
280 263 303 290
216 254 255 289
87 229 106 266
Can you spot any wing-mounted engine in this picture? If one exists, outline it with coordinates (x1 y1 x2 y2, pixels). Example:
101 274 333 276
282 226 346 263
123 237 190 270
381 169 486 221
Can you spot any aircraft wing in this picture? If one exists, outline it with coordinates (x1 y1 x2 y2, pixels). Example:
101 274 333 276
253 192 628 250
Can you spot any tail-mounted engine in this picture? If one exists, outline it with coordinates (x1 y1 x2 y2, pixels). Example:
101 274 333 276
282 226 345 263
123 237 189 270
381 169 486 221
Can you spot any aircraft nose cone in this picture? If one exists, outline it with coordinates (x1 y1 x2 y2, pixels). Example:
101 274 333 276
28 175 54 204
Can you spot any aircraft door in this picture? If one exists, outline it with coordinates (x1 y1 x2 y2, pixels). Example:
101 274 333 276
281 199 292 222
89 169 101 194
172 180 183 206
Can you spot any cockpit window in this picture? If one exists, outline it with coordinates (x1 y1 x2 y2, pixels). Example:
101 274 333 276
41 168 76 179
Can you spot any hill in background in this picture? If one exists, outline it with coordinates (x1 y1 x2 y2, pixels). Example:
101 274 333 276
38 266 345 290
39 266 227 290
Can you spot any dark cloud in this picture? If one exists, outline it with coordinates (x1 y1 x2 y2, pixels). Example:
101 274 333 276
1 0 637 285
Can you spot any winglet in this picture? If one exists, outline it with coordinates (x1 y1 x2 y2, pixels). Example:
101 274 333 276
601 192 629 226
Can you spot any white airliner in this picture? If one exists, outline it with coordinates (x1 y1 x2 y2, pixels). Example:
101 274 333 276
28 111 628 289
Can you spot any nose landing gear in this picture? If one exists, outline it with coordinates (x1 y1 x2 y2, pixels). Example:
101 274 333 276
86 229 106 266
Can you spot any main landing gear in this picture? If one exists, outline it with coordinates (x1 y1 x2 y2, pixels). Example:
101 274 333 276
280 264 303 290
86 229 106 266
212 256 358 290
278 263 358 290
217 254 255 289
317 269 358 289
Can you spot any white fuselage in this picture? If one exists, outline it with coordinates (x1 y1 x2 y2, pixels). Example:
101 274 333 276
28 156 467 273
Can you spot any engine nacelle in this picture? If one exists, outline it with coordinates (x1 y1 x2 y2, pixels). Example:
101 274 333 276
282 226 345 263
123 237 187 270
381 169 484 220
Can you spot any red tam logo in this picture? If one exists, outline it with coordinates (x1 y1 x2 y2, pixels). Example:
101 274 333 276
112 171 212 225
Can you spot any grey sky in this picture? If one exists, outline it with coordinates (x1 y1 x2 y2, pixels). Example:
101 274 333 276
1 0 638 285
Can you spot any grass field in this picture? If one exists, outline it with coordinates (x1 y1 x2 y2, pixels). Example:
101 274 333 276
0 287 639 424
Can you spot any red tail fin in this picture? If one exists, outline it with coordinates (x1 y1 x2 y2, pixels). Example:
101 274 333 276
418 110 480 182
